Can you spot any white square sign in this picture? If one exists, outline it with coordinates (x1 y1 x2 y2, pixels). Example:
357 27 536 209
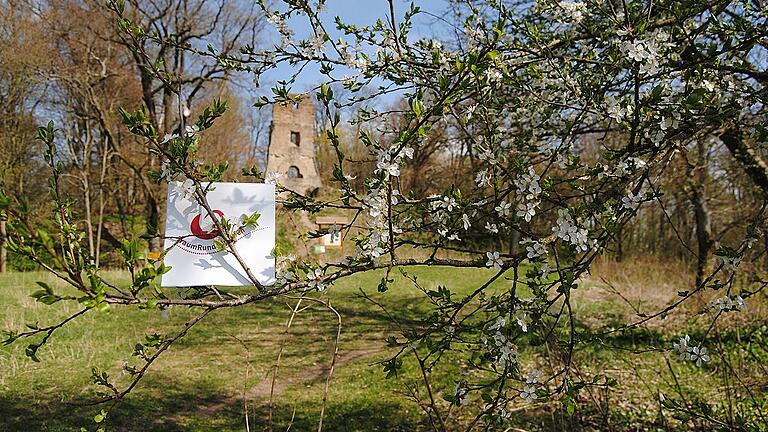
161 182 276 287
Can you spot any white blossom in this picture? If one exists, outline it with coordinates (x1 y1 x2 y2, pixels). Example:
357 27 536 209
515 167 542 201
622 39 660 74
526 369 541 384
673 335 711 366
689 346 710 366
265 171 283 185
276 270 295 286
622 191 644 210
184 124 199 136
516 201 539 222
605 96 626 122
660 116 677 131
376 153 400 177
520 237 547 259
430 195 455 212
485 222 499 234
307 268 326 291
486 68 503 82
539 263 551 279
453 382 470 406
303 34 326 56
178 179 196 200
462 213 471 230
629 157 647 170
475 169 493 187
466 103 477 119
495 201 512 217
612 161 629 177
673 335 690 358
478 147 498 165
559 1 586 23
552 209 589 251
620 32 670 75
160 160 173 180
514 306 529 332
520 385 537 403
349 55 369 72
489 316 506 331
493 332 519 369
709 295 746 312
160 132 179 144
486 251 504 269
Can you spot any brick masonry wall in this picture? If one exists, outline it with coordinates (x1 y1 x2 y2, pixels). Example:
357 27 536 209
265 96 322 195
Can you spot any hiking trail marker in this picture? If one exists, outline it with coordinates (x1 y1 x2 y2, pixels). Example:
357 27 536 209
161 182 276 287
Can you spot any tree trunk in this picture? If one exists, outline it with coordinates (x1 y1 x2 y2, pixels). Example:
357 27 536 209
146 192 162 253
510 228 521 255
764 229 768 269
95 144 109 267
721 127 768 196
616 225 624 262
83 172 95 260
690 139 713 289
691 185 713 288
134 51 163 253
99 224 124 250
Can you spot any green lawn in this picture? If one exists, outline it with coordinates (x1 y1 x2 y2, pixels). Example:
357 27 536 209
1 266 766 431
0 267 507 431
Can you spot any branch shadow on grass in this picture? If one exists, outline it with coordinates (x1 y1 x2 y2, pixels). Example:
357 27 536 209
0 373 423 432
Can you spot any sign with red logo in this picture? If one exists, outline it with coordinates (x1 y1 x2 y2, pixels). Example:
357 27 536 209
190 210 224 240
161 182 276 287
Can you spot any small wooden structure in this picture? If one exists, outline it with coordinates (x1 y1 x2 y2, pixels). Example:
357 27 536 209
315 216 348 247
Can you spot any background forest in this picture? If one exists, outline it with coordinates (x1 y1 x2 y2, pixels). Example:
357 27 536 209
1 0 768 431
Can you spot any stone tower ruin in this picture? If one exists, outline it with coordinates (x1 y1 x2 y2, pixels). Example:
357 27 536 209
265 96 322 196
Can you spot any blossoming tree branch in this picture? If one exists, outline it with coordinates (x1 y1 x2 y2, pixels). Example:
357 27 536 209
1 0 766 430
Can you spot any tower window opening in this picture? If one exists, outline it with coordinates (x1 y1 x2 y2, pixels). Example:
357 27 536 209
287 166 303 179
290 131 301 146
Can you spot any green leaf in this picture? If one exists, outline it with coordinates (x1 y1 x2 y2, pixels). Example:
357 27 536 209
562 395 577 416
377 277 392 293
31 282 62 305
25 343 41 362
138 298 158 310
383 358 402 379
241 212 261 228
411 98 424 118
94 409 107 423
385 336 399 347
686 88 707 106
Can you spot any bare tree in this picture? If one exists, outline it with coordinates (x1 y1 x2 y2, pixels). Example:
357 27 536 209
0 0 48 271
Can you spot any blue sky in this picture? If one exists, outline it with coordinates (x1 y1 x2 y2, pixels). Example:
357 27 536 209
259 0 454 93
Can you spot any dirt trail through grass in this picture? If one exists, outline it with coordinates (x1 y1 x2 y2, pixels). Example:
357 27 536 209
197 346 384 416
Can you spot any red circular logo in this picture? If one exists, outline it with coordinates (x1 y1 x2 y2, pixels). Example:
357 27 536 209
190 210 224 240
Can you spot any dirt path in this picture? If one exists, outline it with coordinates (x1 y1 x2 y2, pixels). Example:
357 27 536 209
197 346 383 416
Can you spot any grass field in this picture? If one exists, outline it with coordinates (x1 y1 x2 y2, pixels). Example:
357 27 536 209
1 262 766 431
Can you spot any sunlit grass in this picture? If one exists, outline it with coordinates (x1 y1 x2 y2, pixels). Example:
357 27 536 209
1 263 765 431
